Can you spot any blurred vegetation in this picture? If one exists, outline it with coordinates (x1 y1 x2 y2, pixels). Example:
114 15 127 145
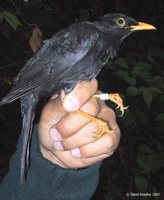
97 47 164 200
0 0 164 199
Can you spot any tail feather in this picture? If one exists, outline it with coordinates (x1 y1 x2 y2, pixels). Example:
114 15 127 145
0 90 26 106
0 101 3 107
20 93 38 183
0 97 9 107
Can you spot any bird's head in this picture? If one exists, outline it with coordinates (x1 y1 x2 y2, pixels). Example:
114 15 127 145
99 13 156 40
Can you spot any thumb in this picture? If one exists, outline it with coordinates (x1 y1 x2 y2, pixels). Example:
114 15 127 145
61 79 98 112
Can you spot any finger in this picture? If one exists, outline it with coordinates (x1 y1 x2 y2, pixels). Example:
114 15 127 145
61 79 98 112
50 148 114 168
61 105 119 150
97 103 119 130
38 96 67 150
68 152 114 168
61 121 99 149
39 96 66 131
54 97 100 138
77 128 120 158
39 80 98 149
39 79 98 130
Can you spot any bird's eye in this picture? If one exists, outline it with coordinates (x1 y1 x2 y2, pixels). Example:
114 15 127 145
116 18 125 27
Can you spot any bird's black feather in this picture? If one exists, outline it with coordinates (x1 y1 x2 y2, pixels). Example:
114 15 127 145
0 13 141 181
20 93 38 182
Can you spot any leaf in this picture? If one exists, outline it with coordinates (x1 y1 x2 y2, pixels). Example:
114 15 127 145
141 87 153 106
147 56 155 63
135 61 152 70
135 110 149 124
131 65 142 78
134 175 148 192
0 14 3 22
29 26 43 53
153 76 164 86
138 145 152 154
116 70 129 77
156 113 164 122
151 152 163 172
137 154 152 173
150 87 162 94
126 86 140 96
140 71 152 82
159 95 164 103
159 122 164 133
1 11 22 31
113 58 129 69
124 76 137 86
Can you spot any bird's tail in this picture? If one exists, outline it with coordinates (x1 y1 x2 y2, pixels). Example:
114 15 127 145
20 93 38 183
0 98 8 107
0 91 19 107
0 85 30 107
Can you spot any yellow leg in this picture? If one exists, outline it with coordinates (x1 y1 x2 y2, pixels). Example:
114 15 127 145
75 93 127 138
75 109 111 138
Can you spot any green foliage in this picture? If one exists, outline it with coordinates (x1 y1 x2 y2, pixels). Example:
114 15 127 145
0 10 22 30
134 174 148 192
141 87 153 106
138 144 152 154
105 47 164 132
156 113 164 122
101 47 164 199
134 144 164 193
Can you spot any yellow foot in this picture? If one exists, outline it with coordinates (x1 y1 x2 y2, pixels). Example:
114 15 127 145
94 93 128 116
94 118 111 138
75 109 111 138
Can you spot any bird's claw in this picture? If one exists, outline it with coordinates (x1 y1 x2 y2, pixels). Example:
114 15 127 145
116 105 129 116
108 93 128 116
94 93 128 116
76 109 112 138
95 119 111 138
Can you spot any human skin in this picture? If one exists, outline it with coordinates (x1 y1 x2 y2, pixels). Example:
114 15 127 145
38 79 120 168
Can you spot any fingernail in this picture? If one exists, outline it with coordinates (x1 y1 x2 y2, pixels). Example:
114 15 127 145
64 97 79 112
71 148 81 158
53 141 64 151
50 94 58 100
50 128 62 141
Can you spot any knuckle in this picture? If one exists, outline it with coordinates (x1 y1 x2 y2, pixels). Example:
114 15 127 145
91 79 98 90
57 119 73 137
82 98 100 116
108 107 116 118
105 130 120 152
116 127 121 136
62 141 70 150
108 136 115 149
78 147 88 158
105 135 116 151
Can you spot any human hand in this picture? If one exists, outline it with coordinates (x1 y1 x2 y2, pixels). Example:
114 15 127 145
38 79 120 168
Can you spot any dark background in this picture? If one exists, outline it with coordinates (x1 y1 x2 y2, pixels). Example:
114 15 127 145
0 0 164 199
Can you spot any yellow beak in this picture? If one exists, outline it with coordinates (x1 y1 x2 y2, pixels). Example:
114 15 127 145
129 22 156 31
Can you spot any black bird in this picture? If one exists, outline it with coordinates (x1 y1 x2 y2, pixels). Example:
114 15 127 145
0 13 155 182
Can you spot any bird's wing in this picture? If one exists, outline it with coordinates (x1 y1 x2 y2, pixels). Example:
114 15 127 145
1 24 99 103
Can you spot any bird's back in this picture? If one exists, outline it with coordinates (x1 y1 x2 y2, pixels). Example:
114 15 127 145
1 21 119 104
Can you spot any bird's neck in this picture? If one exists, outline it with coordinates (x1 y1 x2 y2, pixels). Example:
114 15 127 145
83 21 121 59
92 21 115 36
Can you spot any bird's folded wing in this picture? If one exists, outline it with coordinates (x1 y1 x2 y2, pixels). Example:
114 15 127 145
1 26 99 103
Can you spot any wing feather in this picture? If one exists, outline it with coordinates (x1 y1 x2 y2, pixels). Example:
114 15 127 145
1 23 99 104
